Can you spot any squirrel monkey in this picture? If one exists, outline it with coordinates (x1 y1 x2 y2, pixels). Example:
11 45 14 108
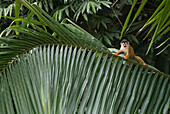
114 39 146 65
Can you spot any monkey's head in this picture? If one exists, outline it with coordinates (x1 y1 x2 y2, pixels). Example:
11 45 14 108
120 39 129 48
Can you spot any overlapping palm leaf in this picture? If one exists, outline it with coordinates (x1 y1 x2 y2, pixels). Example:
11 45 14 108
0 0 108 72
0 45 170 114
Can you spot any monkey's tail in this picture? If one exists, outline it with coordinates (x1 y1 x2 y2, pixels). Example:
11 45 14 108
134 56 146 65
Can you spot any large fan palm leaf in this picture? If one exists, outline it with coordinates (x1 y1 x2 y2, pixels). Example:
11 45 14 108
0 45 170 114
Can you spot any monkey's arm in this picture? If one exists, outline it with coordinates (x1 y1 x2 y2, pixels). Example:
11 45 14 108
114 50 123 55
124 53 130 60
114 50 130 60
134 56 146 65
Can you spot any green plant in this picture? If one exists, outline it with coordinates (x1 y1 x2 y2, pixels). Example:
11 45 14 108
120 0 170 55
0 0 170 114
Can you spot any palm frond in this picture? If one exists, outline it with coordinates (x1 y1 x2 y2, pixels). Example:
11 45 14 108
0 3 15 18
0 0 108 71
120 0 170 54
0 44 170 114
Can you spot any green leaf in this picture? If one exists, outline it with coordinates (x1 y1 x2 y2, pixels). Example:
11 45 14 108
143 19 159 40
23 11 35 27
92 2 102 9
15 0 21 25
146 0 166 24
0 16 43 26
74 11 81 21
128 0 148 30
145 12 163 55
82 13 88 21
120 0 137 39
64 0 67 4
101 21 107 29
65 7 69 17
138 0 170 55
103 36 111 45
9 4 13 16
159 27 170 37
100 1 111 8
54 11 59 20
43 0 49 12
127 34 139 44
82 2 87 14
49 0 53 9
153 78 169 113
156 0 170 30
156 38 170 49
90 3 96 14
157 20 170 35
58 10 62 21
138 9 163 33
86 3 90 14
156 43 170 55
0 9 2 19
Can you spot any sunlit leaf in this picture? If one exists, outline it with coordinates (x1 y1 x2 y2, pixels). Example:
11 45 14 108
128 0 148 30
120 0 137 39
91 3 96 14
82 13 88 21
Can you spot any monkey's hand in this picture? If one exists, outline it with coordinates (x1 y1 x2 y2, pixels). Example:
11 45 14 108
124 54 129 60
114 50 123 55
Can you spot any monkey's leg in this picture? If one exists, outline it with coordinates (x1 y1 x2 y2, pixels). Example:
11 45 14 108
114 50 123 55
134 56 146 65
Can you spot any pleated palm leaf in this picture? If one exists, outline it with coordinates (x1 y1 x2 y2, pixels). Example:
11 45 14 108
0 44 170 114
0 0 170 114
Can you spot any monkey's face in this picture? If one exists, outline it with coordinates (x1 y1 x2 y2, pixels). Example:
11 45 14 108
121 40 129 48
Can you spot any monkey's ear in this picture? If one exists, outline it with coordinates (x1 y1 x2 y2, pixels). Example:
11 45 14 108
120 42 123 45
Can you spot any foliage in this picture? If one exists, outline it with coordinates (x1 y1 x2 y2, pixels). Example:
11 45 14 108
0 0 170 113
120 0 170 55
0 0 133 46
0 17 108 71
1 0 169 54
50 0 170 72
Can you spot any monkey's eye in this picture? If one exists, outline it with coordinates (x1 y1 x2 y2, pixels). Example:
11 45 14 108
121 41 128 43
